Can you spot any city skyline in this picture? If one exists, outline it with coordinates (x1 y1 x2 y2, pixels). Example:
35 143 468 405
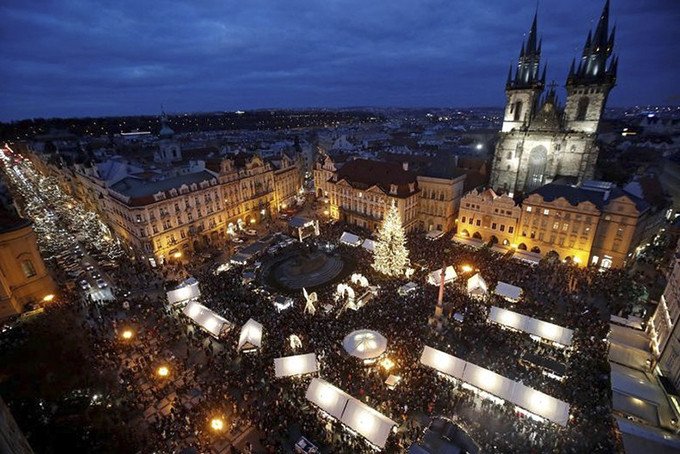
1 0 678 122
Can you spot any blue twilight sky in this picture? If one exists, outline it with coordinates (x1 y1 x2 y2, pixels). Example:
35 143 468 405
0 0 678 121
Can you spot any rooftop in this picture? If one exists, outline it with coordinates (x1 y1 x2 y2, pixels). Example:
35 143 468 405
335 158 418 197
109 170 217 206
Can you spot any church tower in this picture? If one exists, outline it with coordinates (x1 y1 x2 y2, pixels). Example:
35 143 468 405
564 0 617 134
490 2 616 195
501 13 546 133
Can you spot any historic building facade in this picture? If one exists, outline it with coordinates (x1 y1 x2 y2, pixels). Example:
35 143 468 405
0 208 58 318
456 181 662 269
490 2 618 195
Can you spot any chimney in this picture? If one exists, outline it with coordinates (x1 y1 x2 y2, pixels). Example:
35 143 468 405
402 161 408 171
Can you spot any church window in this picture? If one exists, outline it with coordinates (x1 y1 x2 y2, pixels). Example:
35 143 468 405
513 101 523 122
21 260 36 278
576 97 589 121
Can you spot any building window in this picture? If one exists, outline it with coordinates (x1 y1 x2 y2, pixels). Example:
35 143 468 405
543 209 550 215
492 223 497 230
500 225 505 232
553 222 559 230
584 226 591 234
562 223 569 231
461 216 466 223
21 260 36 278
616 227 624 237
508 226 514 234
476 219 481 227
526 206 532 212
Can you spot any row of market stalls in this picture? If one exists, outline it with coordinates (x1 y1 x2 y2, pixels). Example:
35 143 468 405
488 306 573 347
425 266 524 303
420 346 570 426
306 378 397 449
339 231 374 252
452 235 542 265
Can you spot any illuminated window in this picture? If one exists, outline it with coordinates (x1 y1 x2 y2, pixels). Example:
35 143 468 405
553 222 559 230
21 260 36 278
543 209 550 215
526 206 532 212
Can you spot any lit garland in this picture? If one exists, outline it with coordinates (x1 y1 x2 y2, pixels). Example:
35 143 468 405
372 201 410 276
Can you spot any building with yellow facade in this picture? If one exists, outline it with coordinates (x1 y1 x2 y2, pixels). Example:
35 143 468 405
456 181 665 269
0 207 58 319
315 156 466 234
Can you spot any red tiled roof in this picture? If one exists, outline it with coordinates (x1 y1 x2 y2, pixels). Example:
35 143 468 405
335 159 418 198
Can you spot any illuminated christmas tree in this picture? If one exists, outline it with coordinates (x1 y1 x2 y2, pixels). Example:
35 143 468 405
372 201 410 276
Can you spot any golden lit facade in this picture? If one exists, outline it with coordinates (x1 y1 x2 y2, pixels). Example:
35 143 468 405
0 215 58 318
107 172 225 261
457 188 521 246
417 175 465 232
455 183 662 269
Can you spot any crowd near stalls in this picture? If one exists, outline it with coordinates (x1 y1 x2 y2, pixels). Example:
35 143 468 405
2 155 645 453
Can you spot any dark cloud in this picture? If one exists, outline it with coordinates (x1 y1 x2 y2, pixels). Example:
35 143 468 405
0 0 678 120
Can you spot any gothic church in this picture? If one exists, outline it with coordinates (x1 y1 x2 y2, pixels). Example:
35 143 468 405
489 1 618 195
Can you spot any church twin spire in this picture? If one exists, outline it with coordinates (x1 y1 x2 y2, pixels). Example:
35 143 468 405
567 0 618 86
506 12 546 90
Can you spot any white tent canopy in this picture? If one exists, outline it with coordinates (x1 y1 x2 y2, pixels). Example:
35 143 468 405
238 318 263 351
420 346 570 426
343 329 387 361
274 353 318 378
340 231 362 247
427 266 457 286
167 277 200 304
494 282 523 302
398 282 418 295
512 250 541 265
182 300 233 338
361 239 375 252
488 306 573 347
467 273 488 297
452 236 484 248
305 378 397 449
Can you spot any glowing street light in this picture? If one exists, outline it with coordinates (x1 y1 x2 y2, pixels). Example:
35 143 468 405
211 417 225 431
461 265 473 273
42 294 55 302
121 330 133 340
173 252 182 259
380 357 395 372
157 366 170 377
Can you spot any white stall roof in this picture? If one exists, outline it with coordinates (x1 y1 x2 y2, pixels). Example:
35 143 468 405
362 239 375 252
305 378 397 449
427 266 457 286
452 236 484 248
398 282 418 295
343 329 387 360
305 378 351 420
274 353 318 378
340 231 362 247
166 277 200 304
512 250 541 265
343 397 397 449
420 346 466 380
494 282 523 302
182 300 233 338
467 273 488 296
419 346 570 426
488 306 573 347
238 318 263 351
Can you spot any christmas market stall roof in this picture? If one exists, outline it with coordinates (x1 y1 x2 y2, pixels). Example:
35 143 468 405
420 346 570 426
452 235 483 248
167 277 200 304
488 306 573 347
182 300 233 338
343 329 387 361
238 318 263 351
305 378 397 448
362 238 375 252
512 249 541 265
494 282 523 302
427 266 456 286
274 353 318 378
340 231 362 247
467 273 488 297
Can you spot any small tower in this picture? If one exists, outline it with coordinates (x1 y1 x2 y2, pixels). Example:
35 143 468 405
501 13 547 133
564 0 617 133
155 112 182 163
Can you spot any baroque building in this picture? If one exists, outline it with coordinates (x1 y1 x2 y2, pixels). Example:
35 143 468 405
490 2 618 195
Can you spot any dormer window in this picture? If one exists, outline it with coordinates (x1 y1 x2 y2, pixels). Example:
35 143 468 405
408 183 415 193
390 184 397 195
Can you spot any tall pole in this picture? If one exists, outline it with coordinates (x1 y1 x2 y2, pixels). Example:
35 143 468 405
435 249 449 318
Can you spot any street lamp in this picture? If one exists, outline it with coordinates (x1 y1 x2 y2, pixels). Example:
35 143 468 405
121 330 133 340
42 294 55 302
461 265 473 273
211 417 225 431
157 366 169 377
173 252 182 259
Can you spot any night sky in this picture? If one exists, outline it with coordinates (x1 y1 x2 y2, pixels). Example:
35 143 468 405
1 0 678 121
